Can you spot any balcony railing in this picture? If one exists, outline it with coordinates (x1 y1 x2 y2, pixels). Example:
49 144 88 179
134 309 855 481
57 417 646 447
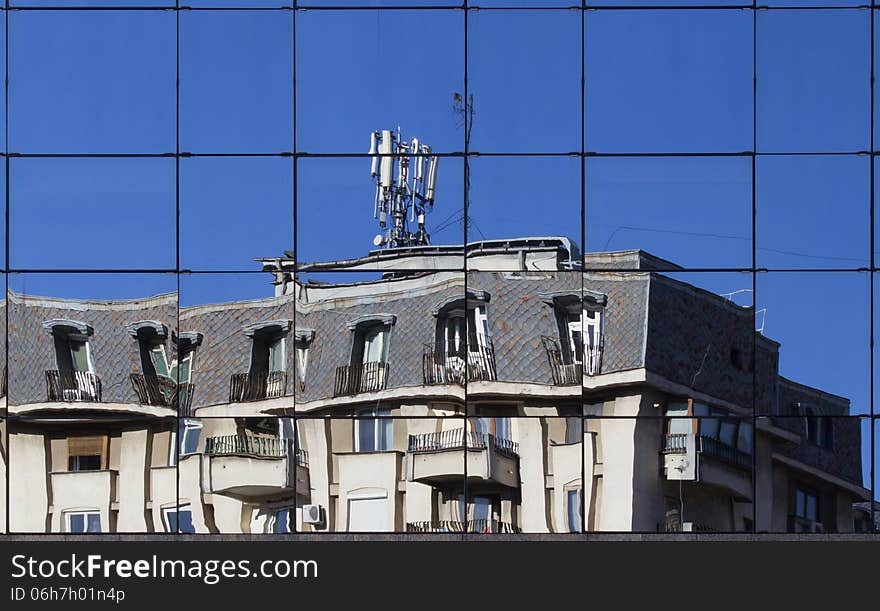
406 520 467 533
229 371 288 403
130 373 177 407
585 344 602 376
294 447 308 467
697 435 751 470
45 370 102 402
541 336 582 386
663 433 689 454
405 520 521 534
422 343 467 386
467 339 497 382
333 361 389 397
204 434 291 459
661 515 717 533
408 427 519 459
467 519 521 534
177 383 195 416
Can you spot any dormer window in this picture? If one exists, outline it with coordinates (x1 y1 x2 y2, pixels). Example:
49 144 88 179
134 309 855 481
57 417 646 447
804 407 833 449
541 290 605 383
126 321 174 406
232 320 292 401
430 291 494 383
294 328 315 391
335 314 395 396
43 319 100 402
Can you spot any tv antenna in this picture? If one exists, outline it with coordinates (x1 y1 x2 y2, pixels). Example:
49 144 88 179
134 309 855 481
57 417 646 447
369 128 439 249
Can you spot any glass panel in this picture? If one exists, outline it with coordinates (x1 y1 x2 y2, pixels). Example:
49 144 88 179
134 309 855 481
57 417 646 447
567 490 581 533
296 10 464 154
69 514 85 533
469 156 580 255
180 12 293 153
585 10 752 153
756 272 870 416
150 345 170 378
10 11 175 154
357 419 375 453
586 156 751 269
10 158 175 270
180 157 294 271
757 156 869 270
296 156 464 269
468 10 580 153
758 10 869 153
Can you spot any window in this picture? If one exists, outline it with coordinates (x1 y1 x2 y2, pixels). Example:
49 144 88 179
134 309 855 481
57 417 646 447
67 435 108 471
804 409 833 449
345 315 395 394
242 320 292 399
355 407 393 452
264 509 291 534
66 511 101 534
163 505 195 534
176 419 202 458
294 328 315 391
471 417 511 441
44 320 99 401
565 417 583 444
583 307 603 375
567 489 582 533
795 488 819 523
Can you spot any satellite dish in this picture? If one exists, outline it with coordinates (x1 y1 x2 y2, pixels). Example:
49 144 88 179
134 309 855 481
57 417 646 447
373 234 385 247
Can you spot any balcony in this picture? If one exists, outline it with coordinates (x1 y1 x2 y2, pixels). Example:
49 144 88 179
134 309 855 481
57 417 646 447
205 434 295 500
228 371 288 403
422 343 466 386
177 383 195 416
406 428 519 489
333 361 389 397
467 339 497 382
406 520 520 534
541 336 582 386
663 433 752 500
45 370 102 402
129 373 176 408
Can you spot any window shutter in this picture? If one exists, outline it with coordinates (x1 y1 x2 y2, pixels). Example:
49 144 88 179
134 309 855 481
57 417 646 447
67 435 108 468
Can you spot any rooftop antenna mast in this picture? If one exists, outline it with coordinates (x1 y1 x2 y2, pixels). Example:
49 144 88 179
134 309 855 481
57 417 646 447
369 128 439 249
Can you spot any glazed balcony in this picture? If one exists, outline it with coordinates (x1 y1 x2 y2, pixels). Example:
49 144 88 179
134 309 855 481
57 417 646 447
333 361 389 397
422 343 466 386
228 371 288 403
406 428 519 489
45 370 102 402
205 434 295 500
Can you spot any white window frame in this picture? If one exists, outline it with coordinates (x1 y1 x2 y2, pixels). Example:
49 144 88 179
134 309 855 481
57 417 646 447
354 407 392 452
295 340 309 389
65 510 101 534
177 419 202 458
162 505 194 534
583 307 603 375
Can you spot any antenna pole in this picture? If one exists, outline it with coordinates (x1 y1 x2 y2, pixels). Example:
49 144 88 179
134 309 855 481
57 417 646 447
369 129 438 249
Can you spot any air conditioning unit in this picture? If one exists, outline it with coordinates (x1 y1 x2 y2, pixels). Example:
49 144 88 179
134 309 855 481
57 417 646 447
302 504 323 525
681 522 694 532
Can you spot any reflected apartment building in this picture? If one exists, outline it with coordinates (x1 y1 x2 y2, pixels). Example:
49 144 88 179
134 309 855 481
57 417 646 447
1 237 870 534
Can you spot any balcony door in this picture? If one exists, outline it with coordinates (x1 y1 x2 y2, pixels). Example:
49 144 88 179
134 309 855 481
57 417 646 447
583 307 603 375
250 332 286 399
466 304 495 380
442 312 466 379
360 326 389 391
54 333 96 400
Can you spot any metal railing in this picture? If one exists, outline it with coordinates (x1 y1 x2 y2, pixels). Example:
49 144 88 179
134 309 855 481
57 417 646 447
45 370 102 402
467 339 497 382
177 383 196 416
229 371 288 403
467 519 521 534
541 336 582 386
697 435 751 470
663 433 689 454
585 344 602 376
661 515 717 533
405 520 521 534
130 373 177 407
204 434 291 459
333 361 389 397
422 343 467 386
406 520 467 533
294 447 308 467
407 428 519 459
